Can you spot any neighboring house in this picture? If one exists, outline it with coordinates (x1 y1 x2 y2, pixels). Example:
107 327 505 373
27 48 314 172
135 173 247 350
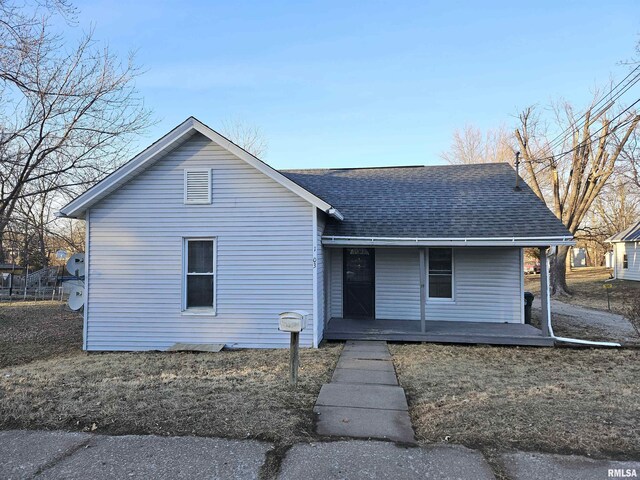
58 117 573 351
607 222 640 281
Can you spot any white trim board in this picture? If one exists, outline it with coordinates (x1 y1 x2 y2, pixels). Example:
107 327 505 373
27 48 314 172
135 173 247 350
82 209 90 351
57 117 343 221
312 206 319 348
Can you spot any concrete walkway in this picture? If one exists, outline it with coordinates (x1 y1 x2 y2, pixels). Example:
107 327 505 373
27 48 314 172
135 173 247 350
313 341 415 443
2 430 639 479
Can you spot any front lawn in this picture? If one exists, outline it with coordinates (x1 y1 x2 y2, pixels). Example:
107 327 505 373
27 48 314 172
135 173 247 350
0 301 83 368
0 301 342 444
390 343 640 459
0 345 341 443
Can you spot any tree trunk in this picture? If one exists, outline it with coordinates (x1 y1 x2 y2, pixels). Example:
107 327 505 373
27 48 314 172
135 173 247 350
0 220 7 264
550 245 571 296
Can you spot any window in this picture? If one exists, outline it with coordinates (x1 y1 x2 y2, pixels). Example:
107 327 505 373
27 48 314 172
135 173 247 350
184 239 216 312
623 254 628 269
184 169 211 204
428 248 453 299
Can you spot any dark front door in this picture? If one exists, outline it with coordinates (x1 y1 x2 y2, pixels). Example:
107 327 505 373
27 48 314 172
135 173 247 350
343 248 375 318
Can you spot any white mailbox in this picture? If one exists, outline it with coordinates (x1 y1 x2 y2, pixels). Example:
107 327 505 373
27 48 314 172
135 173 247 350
279 310 309 333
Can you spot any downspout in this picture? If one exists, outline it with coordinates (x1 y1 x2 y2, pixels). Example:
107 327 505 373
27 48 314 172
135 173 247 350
541 250 621 348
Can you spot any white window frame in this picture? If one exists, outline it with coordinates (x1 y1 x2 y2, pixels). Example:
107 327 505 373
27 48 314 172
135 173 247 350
182 237 217 315
426 247 455 302
183 168 212 205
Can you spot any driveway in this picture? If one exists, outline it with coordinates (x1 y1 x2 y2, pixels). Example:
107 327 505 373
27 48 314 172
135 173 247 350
533 298 638 342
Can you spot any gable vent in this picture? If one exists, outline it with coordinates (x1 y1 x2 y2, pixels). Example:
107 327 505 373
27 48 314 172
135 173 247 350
184 169 211 204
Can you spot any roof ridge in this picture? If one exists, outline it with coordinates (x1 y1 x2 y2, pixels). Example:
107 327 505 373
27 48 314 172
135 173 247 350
282 162 511 173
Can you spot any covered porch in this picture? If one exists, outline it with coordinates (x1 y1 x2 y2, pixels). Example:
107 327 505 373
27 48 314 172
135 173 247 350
320 240 561 347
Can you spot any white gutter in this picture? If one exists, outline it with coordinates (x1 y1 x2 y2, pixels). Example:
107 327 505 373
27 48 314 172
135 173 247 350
322 235 575 247
327 208 344 221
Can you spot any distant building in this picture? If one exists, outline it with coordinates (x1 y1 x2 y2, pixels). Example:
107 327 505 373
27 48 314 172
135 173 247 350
607 222 640 281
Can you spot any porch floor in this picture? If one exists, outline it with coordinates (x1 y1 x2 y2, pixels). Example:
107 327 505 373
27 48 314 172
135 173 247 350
324 318 554 347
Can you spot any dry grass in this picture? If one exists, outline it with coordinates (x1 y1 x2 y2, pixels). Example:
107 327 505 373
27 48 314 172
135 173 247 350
0 345 341 444
0 302 341 444
0 301 83 368
390 343 640 458
525 267 640 315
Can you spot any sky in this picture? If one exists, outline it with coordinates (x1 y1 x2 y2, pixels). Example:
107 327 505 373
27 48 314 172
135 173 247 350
72 0 640 169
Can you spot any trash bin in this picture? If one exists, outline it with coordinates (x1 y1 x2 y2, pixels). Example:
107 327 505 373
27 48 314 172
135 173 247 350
524 292 535 324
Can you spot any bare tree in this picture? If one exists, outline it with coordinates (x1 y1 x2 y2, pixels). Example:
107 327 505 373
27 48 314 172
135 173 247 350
515 100 640 295
220 118 268 158
440 124 515 165
0 0 152 262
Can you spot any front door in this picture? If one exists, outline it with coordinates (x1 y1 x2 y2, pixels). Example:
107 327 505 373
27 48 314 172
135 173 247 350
343 248 375 318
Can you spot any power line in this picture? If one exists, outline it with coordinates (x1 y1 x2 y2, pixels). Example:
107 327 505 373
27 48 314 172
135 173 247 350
541 65 640 154
529 96 640 164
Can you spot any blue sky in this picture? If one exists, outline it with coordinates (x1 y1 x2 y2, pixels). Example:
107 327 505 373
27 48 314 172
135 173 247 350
74 0 639 169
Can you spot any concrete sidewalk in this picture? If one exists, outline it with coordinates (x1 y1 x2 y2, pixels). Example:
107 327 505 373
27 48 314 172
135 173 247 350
1 430 639 479
314 341 415 443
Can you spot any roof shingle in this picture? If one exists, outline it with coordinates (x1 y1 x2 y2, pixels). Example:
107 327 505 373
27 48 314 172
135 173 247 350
282 163 571 239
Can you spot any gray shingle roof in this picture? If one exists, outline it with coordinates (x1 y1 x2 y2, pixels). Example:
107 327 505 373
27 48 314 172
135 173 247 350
282 163 571 239
607 221 640 242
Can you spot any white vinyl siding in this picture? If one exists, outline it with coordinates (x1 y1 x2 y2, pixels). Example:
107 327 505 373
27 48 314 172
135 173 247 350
329 248 343 318
86 133 314 350
184 168 211 204
614 242 640 281
328 246 521 323
425 247 522 323
375 248 421 320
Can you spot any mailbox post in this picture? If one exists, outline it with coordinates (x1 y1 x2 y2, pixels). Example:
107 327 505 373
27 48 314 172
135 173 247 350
279 311 309 386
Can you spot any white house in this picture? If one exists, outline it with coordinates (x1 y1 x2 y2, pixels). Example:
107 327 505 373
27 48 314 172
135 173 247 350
58 117 574 351
607 222 640 281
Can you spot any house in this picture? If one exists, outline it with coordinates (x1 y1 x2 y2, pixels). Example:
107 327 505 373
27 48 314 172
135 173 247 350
607 222 640 281
57 117 573 351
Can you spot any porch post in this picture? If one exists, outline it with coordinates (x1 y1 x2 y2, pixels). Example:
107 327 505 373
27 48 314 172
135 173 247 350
419 248 426 333
539 247 551 337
